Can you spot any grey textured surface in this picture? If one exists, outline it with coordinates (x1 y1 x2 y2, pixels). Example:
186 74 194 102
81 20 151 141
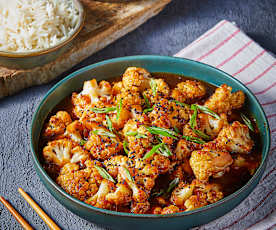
0 0 275 229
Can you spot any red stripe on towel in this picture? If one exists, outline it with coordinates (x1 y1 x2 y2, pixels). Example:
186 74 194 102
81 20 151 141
196 29 240 61
255 82 276 95
216 41 253 68
261 100 276 106
233 50 266 76
245 62 276 85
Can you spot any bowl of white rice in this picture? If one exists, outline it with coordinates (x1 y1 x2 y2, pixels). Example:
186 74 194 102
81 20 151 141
0 0 85 69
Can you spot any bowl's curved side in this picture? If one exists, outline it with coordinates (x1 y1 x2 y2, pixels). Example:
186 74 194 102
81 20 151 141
30 55 270 229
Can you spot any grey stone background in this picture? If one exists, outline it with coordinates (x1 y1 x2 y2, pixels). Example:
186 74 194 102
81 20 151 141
0 0 275 229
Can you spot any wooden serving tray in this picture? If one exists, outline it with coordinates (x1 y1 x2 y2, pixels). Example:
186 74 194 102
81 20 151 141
0 0 171 98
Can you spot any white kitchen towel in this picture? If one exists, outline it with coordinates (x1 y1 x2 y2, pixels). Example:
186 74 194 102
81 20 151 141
175 20 276 230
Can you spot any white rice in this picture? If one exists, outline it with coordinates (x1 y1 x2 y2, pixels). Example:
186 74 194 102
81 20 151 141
0 0 79 52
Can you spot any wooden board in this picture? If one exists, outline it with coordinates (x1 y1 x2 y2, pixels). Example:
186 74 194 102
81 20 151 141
0 0 171 98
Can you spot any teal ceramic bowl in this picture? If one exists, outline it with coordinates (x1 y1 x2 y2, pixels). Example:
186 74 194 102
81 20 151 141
31 55 270 230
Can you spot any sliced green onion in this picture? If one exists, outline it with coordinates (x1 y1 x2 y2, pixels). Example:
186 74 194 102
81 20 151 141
146 126 179 139
95 165 116 183
166 178 180 194
194 104 220 119
171 99 190 108
116 98 123 121
173 126 180 134
143 94 151 108
79 139 87 146
150 79 157 96
122 166 134 183
143 107 154 113
123 140 129 155
182 135 206 144
241 113 254 132
126 131 138 136
152 189 165 198
91 107 116 113
192 129 210 140
190 104 198 129
158 143 173 157
92 129 116 138
143 143 164 160
106 115 113 132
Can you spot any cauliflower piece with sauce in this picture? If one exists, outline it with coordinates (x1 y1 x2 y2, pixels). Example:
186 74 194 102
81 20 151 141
116 89 143 110
65 120 84 143
175 139 201 161
216 121 254 154
190 147 233 182
56 160 103 201
171 80 206 103
144 78 170 104
149 98 191 129
43 111 72 139
161 205 180 214
131 201 151 214
122 67 151 92
204 84 245 114
105 184 132 206
84 128 122 160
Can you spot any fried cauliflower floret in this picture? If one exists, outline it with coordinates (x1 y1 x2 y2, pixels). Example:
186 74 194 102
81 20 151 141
43 111 72 139
184 195 207 211
149 98 191 129
216 121 254 154
43 139 73 167
104 156 129 178
70 146 90 164
65 120 83 143
171 80 206 103
112 81 123 95
86 179 116 209
161 205 180 214
123 119 153 157
130 105 151 124
116 89 143 110
197 113 228 139
122 67 150 92
144 79 170 103
84 128 123 160
110 105 131 130
204 84 245 114
131 201 150 214
170 182 194 208
105 184 132 206
57 160 103 201
119 166 148 203
175 139 201 161
150 154 171 174
190 148 233 182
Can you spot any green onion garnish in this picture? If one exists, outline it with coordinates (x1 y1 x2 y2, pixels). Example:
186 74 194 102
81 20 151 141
158 143 173 157
122 167 134 183
182 135 206 144
192 129 210 140
95 165 116 183
190 104 198 129
106 115 113 132
241 113 254 132
143 143 164 160
173 126 180 134
150 79 157 96
126 131 138 136
143 107 154 113
171 100 190 108
126 131 147 139
79 139 87 146
143 94 151 108
116 98 123 121
146 126 179 139
193 104 220 119
92 129 116 138
91 107 116 113
123 140 129 155
167 178 180 194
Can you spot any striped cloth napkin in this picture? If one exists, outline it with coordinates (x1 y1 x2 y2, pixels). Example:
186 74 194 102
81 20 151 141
175 20 276 230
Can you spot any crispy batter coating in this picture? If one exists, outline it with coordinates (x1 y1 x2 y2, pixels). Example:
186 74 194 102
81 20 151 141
84 128 122 160
204 84 245 114
171 80 206 103
43 111 72 139
161 205 180 214
122 67 150 92
175 139 201 161
190 147 233 181
216 121 254 154
144 79 170 104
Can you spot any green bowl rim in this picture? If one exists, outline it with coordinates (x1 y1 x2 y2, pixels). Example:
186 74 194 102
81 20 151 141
30 55 271 218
